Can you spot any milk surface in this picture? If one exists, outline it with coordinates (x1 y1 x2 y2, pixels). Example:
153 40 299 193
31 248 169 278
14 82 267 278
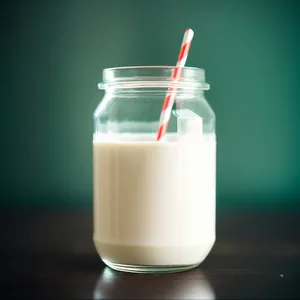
93 133 216 265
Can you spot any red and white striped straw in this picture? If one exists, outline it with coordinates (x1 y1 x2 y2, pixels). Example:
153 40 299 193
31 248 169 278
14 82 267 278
156 28 194 141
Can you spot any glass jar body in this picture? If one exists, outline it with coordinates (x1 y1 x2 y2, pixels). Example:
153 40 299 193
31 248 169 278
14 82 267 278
93 67 216 273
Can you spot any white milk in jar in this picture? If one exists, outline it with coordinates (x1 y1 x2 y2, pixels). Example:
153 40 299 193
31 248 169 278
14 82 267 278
93 133 216 267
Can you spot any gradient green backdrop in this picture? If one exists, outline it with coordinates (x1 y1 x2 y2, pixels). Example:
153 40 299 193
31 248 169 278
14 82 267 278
2 0 300 209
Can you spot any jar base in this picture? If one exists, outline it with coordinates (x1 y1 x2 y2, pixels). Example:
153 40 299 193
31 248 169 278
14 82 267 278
103 259 199 274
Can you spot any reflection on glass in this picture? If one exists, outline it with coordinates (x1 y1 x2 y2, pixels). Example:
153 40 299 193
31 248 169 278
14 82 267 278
93 267 215 299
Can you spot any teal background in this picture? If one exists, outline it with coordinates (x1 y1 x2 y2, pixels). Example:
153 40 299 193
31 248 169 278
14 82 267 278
2 0 300 209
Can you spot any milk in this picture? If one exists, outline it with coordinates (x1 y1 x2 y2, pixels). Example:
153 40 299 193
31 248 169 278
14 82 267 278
93 134 216 266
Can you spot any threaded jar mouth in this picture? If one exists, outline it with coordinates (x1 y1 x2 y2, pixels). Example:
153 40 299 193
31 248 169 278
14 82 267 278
98 66 210 90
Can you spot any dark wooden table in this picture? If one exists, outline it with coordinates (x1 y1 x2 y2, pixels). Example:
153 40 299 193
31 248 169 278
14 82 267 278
1 207 300 299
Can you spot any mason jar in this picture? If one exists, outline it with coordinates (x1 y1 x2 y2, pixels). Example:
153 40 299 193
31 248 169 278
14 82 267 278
93 66 216 273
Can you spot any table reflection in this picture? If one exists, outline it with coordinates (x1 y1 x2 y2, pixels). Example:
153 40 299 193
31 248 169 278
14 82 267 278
93 267 215 299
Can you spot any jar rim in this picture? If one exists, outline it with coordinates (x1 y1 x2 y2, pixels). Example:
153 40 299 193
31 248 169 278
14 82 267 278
98 66 210 90
104 65 202 71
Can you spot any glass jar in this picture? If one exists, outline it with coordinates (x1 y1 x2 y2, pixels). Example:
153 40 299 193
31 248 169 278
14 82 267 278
93 66 216 273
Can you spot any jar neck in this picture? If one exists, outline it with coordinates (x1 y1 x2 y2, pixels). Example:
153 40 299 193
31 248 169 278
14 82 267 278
106 87 205 98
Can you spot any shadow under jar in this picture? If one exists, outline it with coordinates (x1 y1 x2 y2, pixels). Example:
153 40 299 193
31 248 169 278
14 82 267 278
93 66 216 273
